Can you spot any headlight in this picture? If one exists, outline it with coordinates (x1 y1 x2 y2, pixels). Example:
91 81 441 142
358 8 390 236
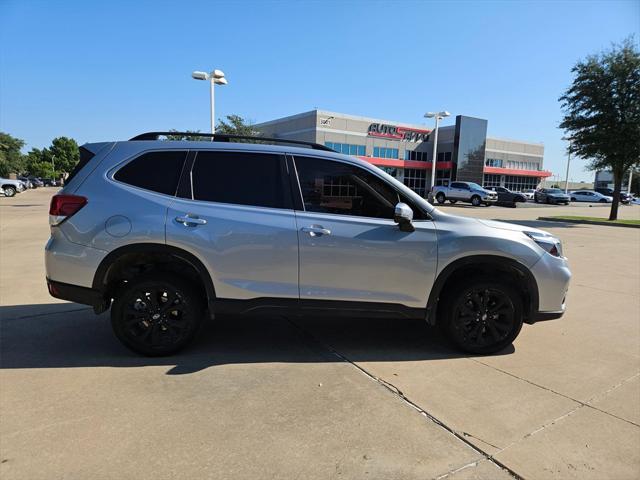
524 231 563 257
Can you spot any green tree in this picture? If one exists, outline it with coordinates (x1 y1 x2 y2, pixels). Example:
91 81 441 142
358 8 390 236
559 38 640 220
216 114 260 137
25 148 55 178
0 132 26 177
164 129 206 141
49 136 80 175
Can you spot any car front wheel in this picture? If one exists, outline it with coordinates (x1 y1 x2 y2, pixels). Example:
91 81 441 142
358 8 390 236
439 277 524 354
471 195 481 207
3 186 16 197
111 273 204 356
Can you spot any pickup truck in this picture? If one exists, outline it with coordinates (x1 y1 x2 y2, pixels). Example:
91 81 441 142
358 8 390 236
0 178 26 197
431 181 498 206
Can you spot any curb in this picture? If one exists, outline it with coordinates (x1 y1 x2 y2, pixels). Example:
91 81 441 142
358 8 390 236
537 217 640 229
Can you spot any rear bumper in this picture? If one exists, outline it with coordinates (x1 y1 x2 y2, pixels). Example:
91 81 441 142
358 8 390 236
47 278 104 309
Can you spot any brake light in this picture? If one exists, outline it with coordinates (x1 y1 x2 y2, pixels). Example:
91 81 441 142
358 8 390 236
49 194 87 226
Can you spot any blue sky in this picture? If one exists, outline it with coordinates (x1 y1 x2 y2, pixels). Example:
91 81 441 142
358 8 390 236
1 0 638 181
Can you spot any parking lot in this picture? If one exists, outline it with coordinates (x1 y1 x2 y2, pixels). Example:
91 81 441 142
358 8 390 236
1 188 639 479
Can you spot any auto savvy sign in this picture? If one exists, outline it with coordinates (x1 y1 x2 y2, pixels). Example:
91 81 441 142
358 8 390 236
367 123 431 142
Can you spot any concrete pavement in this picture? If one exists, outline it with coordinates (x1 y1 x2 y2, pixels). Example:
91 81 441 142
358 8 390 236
1 188 639 479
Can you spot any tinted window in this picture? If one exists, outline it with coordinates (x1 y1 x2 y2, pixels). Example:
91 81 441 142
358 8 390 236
451 182 467 189
294 156 401 219
191 151 288 209
115 151 186 195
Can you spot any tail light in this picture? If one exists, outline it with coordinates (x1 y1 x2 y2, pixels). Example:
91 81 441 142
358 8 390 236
49 194 87 226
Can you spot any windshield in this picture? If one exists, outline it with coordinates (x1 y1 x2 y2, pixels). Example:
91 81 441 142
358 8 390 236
547 188 563 194
467 182 484 190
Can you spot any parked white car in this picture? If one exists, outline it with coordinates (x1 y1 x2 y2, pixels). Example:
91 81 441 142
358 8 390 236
570 190 612 203
0 178 26 197
522 189 536 200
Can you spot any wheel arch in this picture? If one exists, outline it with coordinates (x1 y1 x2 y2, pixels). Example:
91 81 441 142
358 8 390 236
426 255 539 326
92 243 216 313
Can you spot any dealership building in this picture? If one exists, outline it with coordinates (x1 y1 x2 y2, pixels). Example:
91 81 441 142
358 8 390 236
255 110 551 196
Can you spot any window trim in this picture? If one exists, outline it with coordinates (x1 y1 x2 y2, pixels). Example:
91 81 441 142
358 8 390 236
289 153 431 221
109 149 189 198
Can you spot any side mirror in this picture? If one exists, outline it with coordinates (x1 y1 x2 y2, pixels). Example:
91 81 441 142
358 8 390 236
394 202 415 232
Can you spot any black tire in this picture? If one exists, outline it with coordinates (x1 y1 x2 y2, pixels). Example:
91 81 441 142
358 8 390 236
471 195 481 207
449 199 457 204
438 277 524 354
111 273 204 356
436 193 446 204
599 198 607 203
571 197 576 202
3 186 16 197
534 196 539 203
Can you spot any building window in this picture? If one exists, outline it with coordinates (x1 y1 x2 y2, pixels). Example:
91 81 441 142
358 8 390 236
483 174 502 188
485 158 503 167
436 152 452 162
404 150 428 161
505 160 539 171
373 146 399 159
504 175 539 191
379 166 400 178
435 169 451 186
325 142 366 156
403 168 426 197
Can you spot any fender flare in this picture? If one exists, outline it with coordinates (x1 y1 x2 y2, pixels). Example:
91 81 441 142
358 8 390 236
92 243 216 304
425 255 539 325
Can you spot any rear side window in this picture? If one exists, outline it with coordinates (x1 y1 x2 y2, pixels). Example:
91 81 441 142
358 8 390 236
114 151 187 196
191 151 288 209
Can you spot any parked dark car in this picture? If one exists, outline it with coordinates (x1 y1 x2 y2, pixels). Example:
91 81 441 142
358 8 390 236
17 177 35 189
534 188 571 205
487 186 527 207
595 187 632 204
27 176 44 187
43 178 60 187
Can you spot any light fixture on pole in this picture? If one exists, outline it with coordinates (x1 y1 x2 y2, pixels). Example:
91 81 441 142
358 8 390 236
424 111 451 198
192 69 228 133
562 136 573 193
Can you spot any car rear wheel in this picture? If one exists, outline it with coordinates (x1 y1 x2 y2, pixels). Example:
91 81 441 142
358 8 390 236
436 193 446 204
3 186 16 197
111 273 204 356
439 277 524 354
471 195 481 207
599 198 607 203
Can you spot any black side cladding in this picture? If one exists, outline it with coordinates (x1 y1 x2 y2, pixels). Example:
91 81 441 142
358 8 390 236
65 146 95 183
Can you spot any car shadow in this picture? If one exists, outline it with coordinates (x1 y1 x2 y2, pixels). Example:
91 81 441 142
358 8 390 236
0 303 515 374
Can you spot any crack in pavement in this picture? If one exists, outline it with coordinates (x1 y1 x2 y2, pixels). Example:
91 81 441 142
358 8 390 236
284 316 522 480
471 359 640 428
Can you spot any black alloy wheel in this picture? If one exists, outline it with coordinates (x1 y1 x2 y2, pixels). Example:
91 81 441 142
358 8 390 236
440 279 523 354
471 195 481 207
111 274 203 356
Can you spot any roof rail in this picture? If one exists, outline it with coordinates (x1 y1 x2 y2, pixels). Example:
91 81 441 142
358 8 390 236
128 131 335 152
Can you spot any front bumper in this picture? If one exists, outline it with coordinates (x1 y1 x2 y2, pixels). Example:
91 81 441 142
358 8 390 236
528 252 571 323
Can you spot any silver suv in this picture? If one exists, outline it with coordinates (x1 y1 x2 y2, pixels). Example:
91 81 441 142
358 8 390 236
45 133 571 356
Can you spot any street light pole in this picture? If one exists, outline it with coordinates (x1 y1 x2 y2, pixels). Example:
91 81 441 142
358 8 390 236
192 69 228 134
424 111 451 199
562 137 572 193
209 76 215 134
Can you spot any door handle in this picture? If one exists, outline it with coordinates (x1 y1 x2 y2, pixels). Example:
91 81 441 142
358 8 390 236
175 214 207 226
301 225 331 237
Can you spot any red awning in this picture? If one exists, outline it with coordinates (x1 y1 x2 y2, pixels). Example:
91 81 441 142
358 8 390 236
359 156 453 170
484 166 552 178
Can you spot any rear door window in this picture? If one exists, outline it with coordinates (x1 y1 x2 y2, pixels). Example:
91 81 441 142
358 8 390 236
190 151 290 209
114 151 187 196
